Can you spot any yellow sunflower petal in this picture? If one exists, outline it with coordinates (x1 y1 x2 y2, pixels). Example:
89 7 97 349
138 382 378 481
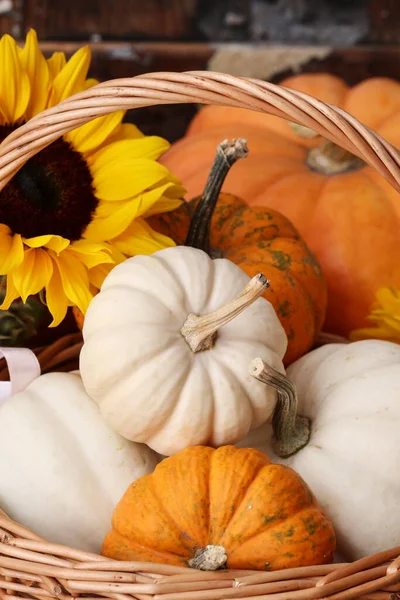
0 34 30 123
23 234 70 254
142 196 183 218
66 111 124 154
92 156 171 202
0 275 19 310
83 77 98 90
68 239 115 269
112 217 175 257
11 248 53 302
55 249 93 314
371 313 400 334
88 263 115 289
127 183 184 219
106 122 144 143
375 287 400 314
19 29 49 118
89 137 170 169
45 260 69 327
47 51 66 80
0 226 24 273
49 46 91 106
141 186 185 217
349 325 400 343
84 181 182 242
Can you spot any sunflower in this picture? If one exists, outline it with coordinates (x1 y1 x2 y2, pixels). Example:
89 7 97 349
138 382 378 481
350 287 400 344
0 30 184 328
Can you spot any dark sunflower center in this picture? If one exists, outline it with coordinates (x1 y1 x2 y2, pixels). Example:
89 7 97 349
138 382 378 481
0 125 98 240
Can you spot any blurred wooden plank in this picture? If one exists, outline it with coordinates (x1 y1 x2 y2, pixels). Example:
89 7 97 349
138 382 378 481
0 0 23 37
22 0 199 40
368 0 400 44
7 0 400 46
37 41 400 85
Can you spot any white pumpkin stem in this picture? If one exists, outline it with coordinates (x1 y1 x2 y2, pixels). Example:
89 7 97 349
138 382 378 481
249 358 311 458
181 274 269 353
188 545 227 570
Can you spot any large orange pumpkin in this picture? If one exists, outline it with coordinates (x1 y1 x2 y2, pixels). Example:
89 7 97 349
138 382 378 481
102 445 336 571
150 139 326 365
160 74 400 337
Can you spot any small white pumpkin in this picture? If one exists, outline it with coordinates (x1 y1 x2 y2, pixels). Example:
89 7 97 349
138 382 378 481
0 371 158 552
80 246 287 455
239 339 400 561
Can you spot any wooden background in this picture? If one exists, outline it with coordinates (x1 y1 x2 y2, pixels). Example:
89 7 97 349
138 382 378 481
0 0 399 142
0 1 399 44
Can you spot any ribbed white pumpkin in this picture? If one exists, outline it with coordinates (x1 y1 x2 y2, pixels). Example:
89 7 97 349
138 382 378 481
239 339 400 561
80 246 287 455
0 371 158 552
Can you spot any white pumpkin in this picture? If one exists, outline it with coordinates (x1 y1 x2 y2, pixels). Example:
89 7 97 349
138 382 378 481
80 246 287 455
0 371 158 552
239 339 400 561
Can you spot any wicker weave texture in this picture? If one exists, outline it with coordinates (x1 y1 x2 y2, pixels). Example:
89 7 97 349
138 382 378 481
0 511 399 600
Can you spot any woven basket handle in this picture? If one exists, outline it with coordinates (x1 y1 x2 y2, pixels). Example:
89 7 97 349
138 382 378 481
0 70 399 192
0 347 40 405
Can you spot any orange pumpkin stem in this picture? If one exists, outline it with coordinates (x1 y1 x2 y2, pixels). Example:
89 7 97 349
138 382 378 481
185 138 248 254
180 273 269 352
249 358 311 458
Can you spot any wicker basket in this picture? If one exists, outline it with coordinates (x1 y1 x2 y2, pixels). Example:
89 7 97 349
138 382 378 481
0 71 399 600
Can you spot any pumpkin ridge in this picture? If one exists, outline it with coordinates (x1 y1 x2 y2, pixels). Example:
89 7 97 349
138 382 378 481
149 478 202 558
226 499 316 549
218 463 298 550
100 341 191 442
208 352 258 432
150 447 214 551
87 328 183 400
359 168 400 223
242 160 310 202
147 355 215 447
226 504 335 569
103 529 188 566
296 346 400 408
147 253 191 312
25 384 118 518
110 474 200 559
208 448 268 544
220 464 331 560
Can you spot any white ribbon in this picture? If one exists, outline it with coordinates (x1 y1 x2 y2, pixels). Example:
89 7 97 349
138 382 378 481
0 347 41 406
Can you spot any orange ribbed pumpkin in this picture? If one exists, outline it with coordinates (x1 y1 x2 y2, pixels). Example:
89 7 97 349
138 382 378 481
102 445 336 571
150 139 326 365
160 74 400 337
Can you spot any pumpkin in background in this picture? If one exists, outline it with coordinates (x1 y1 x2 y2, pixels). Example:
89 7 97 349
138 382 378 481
239 339 400 561
150 139 327 365
102 445 336 571
0 371 159 552
80 245 287 456
160 74 400 337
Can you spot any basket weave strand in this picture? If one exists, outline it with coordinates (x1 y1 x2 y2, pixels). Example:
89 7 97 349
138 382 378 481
0 511 399 600
0 71 399 599
0 71 400 191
